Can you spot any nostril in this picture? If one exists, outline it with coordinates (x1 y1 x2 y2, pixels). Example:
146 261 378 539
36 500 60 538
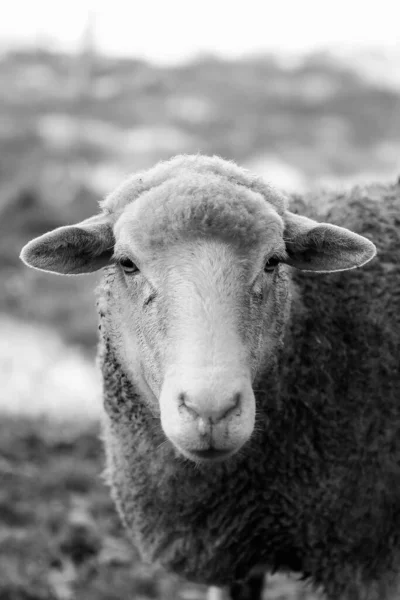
232 392 241 409
178 392 200 419
223 392 241 419
210 392 241 422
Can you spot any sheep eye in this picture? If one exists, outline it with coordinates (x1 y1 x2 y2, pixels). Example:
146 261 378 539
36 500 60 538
119 257 139 274
264 256 280 272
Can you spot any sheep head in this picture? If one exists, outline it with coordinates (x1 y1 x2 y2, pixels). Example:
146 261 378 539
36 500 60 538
20 157 376 464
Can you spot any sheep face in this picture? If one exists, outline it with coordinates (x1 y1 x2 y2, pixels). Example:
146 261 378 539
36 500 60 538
111 239 263 462
20 159 376 464
106 177 288 463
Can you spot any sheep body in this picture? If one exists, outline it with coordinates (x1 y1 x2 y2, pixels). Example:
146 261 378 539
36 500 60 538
95 162 400 599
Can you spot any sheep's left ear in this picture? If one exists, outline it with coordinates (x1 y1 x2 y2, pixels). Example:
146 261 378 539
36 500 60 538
283 211 376 272
20 212 115 275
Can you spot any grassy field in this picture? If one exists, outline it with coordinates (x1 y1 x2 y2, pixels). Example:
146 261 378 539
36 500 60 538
0 416 323 600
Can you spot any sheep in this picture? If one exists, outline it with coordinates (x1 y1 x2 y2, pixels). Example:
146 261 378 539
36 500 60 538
20 154 400 600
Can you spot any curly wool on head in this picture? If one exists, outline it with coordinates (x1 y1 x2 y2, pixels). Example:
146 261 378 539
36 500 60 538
100 153 288 217
114 172 286 253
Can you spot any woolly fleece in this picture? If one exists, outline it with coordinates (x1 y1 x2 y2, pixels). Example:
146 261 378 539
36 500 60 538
97 160 399 600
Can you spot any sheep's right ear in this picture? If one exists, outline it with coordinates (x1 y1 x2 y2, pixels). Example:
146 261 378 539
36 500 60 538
20 213 115 275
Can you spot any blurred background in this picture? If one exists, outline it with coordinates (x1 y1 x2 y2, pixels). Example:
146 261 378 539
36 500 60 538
0 1 399 598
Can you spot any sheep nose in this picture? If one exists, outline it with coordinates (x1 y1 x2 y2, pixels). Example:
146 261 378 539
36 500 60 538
179 390 241 423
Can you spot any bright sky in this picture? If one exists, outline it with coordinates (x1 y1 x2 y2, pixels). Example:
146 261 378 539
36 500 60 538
1 0 399 63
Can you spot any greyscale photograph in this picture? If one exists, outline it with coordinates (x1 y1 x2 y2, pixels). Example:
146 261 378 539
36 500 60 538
1 1 399 599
